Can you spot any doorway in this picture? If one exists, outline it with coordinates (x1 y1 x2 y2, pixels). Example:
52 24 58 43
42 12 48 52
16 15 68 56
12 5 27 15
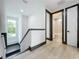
52 10 64 44
65 4 79 47
46 10 52 41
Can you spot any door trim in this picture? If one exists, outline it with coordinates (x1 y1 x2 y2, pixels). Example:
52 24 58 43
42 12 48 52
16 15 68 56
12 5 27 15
45 9 52 41
77 4 79 48
52 9 65 43
65 4 79 47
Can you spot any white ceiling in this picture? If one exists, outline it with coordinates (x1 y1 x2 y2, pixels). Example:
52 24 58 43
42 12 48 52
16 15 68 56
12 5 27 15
5 0 78 17
5 0 28 17
5 0 39 17
45 0 62 11
45 0 77 12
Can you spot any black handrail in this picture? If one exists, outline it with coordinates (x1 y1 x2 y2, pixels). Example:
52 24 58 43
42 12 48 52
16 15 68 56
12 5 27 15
20 29 45 44
20 29 31 44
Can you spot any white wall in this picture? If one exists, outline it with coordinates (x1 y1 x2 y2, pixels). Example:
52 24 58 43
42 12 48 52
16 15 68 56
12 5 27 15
4 0 45 52
18 17 22 43
21 5 45 49
20 15 30 52
21 15 29 39
0 0 6 59
4 0 22 44
20 0 46 48
28 0 45 47
31 31 45 47
20 31 31 52
0 0 6 32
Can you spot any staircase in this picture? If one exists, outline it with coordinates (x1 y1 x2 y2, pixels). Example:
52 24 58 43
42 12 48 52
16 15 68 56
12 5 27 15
6 43 20 57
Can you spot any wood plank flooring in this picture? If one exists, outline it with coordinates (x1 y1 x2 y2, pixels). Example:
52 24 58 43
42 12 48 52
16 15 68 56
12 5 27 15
7 39 79 59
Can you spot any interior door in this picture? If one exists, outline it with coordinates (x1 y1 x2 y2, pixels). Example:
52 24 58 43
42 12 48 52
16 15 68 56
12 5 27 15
67 6 77 47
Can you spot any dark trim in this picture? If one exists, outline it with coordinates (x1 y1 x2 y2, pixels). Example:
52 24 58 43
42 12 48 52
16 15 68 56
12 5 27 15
6 49 20 57
7 43 20 48
45 9 47 42
45 9 52 41
66 4 79 9
30 41 46 51
18 42 46 55
77 4 79 48
46 38 52 41
52 9 65 44
20 29 46 44
65 4 79 47
0 57 2 59
14 47 30 57
46 9 51 14
30 29 45 31
62 10 65 43
50 13 53 41
20 29 30 44
1 33 7 48
19 47 30 54
65 9 67 44
6 47 30 57
52 9 64 14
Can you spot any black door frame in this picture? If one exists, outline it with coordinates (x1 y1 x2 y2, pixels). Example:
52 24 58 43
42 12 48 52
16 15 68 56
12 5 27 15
52 9 65 44
45 10 52 41
65 4 79 47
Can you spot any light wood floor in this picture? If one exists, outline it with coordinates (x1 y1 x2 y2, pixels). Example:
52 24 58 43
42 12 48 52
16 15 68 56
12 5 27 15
8 38 79 59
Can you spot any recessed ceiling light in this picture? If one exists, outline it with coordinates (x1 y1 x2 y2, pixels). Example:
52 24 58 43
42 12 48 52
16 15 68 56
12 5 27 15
58 0 65 5
23 0 28 4
20 9 24 13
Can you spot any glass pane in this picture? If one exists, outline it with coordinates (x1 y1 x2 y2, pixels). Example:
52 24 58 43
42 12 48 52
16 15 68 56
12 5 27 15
8 19 16 38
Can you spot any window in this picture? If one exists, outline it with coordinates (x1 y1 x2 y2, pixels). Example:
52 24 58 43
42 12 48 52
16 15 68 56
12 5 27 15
7 18 16 38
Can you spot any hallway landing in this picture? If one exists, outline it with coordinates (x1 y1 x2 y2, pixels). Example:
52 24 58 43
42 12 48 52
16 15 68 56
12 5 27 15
7 40 79 59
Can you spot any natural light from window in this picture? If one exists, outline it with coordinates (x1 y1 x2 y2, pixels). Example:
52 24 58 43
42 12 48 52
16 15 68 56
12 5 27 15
8 19 16 38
